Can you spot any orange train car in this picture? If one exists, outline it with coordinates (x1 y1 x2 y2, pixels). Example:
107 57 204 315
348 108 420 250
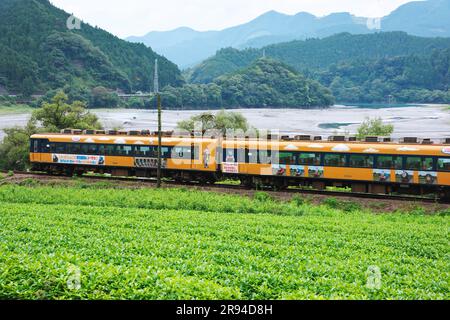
30 131 450 199
30 132 220 183
221 138 450 198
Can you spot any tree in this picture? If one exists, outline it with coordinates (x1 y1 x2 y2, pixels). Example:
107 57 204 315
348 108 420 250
32 91 102 131
357 117 394 139
0 91 103 171
21 76 35 98
214 110 249 135
0 121 42 171
177 110 249 135
89 86 119 108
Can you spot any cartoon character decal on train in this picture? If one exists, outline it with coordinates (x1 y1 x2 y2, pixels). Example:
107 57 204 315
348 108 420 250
373 169 391 182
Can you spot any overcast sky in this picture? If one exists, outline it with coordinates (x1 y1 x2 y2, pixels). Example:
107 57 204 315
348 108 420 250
50 0 417 38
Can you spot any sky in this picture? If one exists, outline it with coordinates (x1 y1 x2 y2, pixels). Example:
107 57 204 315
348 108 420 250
50 0 418 38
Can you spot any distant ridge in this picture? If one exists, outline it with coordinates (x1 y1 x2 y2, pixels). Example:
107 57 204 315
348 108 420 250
187 32 450 84
127 0 450 68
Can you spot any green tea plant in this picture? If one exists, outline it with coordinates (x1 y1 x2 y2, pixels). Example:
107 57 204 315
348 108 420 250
0 185 448 300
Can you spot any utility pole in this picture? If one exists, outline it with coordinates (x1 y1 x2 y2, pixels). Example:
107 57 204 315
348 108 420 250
154 59 162 188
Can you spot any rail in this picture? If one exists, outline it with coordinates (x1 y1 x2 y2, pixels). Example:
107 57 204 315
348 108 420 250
1 170 448 204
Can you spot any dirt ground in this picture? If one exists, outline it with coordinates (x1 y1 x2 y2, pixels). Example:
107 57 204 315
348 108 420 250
1 172 448 214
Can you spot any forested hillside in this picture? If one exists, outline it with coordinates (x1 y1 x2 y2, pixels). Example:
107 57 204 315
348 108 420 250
0 0 184 96
188 32 450 83
318 49 450 103
160 59 334 109
187 32 450 103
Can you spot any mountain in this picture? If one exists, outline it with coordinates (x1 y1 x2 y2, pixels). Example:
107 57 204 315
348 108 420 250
186 32 450 104
128 11 374 68
128 0 450 68
187 32 450 84
317 48 450 103
157 58 335 109
382 0 450 37
214 58 335 108
0 0 184 96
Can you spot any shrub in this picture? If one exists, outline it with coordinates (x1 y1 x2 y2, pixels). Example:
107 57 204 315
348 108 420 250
254 192 272 202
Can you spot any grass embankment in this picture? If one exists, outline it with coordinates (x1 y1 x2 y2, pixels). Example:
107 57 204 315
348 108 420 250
0 104 33 114
0 184 448 300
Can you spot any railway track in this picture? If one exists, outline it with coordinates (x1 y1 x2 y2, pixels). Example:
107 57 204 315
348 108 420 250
2 170 448 204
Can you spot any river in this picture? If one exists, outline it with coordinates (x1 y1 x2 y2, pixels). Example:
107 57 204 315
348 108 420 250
0 104 449 141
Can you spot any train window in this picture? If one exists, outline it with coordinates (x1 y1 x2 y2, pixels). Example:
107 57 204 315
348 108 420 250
224 149 236 162
36 140 51 153
421 157 434 171
123 146 133 156
324 154 346 167
298 153 320 165
32 140 39 153
88 144 98 154
376 155 402 169
236 148 246 163
247 150 258 164
406 157 422 170
172 146 192 160
115 146 124 155
279 152 296 165
55 143 66 153
136 146 151 157
152 146 160 158
349 155 374 168
115 145 133 156
161 147 171 158
80 144 90 155
437 158 450 172
105 145 115 156
69 143 81 154
258 150 271 164
48 143 56 152
97 145 106 155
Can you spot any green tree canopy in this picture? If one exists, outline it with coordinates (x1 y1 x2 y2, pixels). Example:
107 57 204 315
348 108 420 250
357 117 394 139
0 91 103 170
32 91 102 132
177 110 250 135
0 122 42 171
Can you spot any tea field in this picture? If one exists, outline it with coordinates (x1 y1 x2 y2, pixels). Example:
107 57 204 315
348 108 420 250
0 184 448 300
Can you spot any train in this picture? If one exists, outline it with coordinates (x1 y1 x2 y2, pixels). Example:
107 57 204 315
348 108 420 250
30 130 450 200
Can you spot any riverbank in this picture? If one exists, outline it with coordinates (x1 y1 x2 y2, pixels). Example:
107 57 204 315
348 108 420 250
1 104 449 141
0 104 34 115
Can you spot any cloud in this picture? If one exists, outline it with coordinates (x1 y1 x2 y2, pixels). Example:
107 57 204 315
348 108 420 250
114 138 127 144
363 148 379 153
134 141 145 145
284 144 299 150
71 136 81 142
332 144 351 152
397 146 419 152
308 144 324 149
84 138 95 143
